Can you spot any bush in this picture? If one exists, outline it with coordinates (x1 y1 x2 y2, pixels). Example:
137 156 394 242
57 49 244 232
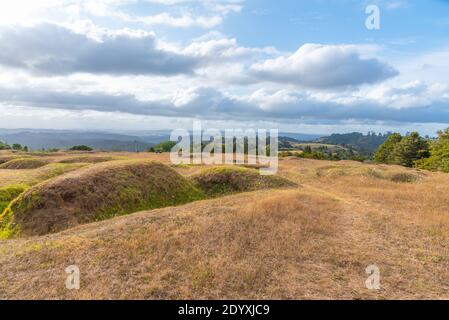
297 147 327 160
0 141 11 150
12 144 23 150
70 145 93 151
149 141 177 153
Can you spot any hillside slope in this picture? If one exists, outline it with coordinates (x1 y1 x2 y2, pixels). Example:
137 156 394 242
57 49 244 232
0 155 449 299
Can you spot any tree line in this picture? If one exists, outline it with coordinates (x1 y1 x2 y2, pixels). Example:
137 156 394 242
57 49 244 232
0 142 28 152
374 128 449 173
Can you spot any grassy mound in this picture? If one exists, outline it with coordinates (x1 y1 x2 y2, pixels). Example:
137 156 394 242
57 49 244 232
0 161 205 238
0 185 27 214
365 168 422 183
191 166 296 196
0 156 16 165
58 156 116 164
0 158 49 169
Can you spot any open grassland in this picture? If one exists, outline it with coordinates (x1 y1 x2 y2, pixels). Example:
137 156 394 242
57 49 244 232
0 151 449 299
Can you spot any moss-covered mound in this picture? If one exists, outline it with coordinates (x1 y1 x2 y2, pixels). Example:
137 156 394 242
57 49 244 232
0 161 205 238
58 156 116 164
0 158 49 169
0 185 27 215
191 166 296 197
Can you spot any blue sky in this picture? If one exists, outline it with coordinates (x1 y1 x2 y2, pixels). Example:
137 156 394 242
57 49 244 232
0 0 448 135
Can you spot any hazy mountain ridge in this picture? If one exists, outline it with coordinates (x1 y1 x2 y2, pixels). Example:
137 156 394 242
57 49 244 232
0 129 170 151
0 129 322 151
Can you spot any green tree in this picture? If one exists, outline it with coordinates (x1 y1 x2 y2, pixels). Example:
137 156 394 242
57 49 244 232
374 132 430 167
392 132 430 167
0 141 11 150
416 128 449 173
374 133 402 164
150 141 177 153
12 143 23 150
70 145 93 151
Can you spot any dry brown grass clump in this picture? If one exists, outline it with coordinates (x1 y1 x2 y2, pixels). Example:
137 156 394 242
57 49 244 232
0 158 50 169
0 161 204 238
191 166 296 196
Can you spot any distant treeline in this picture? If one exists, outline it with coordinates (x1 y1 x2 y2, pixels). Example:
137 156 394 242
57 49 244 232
317 132 391 155
148 137 275 155
280 146 366 162
0 142 28 152
0 142 93 152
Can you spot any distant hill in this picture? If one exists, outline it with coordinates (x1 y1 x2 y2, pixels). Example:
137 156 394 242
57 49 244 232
280 132 322 142
0 129 170 152
0 129 390 155
317 132 391 155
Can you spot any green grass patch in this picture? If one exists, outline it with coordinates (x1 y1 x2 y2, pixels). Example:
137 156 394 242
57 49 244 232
0 184 28 239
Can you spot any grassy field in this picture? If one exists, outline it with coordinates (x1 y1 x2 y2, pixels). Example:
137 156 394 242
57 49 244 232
0 151 449 299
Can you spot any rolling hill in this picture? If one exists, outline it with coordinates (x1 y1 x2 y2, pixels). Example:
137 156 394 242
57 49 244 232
0 150 448 299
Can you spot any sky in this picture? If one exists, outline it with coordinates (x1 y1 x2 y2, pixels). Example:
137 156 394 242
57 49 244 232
0 0 448 135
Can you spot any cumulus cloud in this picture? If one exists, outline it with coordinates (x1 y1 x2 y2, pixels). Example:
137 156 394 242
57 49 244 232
0 22 283 78
249 44 398 89
0 22 198 76
183 33 279 62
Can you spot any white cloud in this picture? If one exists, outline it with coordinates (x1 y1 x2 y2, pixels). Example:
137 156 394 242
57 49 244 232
0 22 198 76
366 81 449 109
249 44 398 89
0 1 447 132
0 0 244 28
136 13 223 28
0 22 280 79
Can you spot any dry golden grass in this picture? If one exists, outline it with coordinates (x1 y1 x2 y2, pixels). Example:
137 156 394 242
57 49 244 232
0 152 449 299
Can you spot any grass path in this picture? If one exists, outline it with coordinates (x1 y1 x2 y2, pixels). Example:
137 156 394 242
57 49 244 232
301 183 449 299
